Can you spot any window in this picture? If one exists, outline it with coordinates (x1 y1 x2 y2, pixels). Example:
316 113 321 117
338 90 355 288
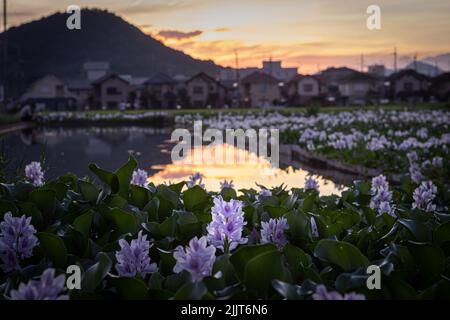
303 84 314 93
106 87 121 95
193 86 204 94
404 82 413 91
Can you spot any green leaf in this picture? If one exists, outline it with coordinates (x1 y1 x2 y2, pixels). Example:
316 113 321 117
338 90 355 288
408 242 445 284
112 277 150 300
314 239 369 271
398 218 431 242
114 155 138 199
302 193 318 212
434 221 450 245
130 185 150 209
183 185 208 212
78 180 99 203
173 281 207 300
243 249 289 297
89 163 120 193
37 232 68 268
30 189 56 221
108 208 138 236
72 210 94 238
230 244 289 297
272 280 302 300
82 252 112 292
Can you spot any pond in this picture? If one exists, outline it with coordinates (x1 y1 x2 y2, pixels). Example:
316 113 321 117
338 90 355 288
1 126 346 195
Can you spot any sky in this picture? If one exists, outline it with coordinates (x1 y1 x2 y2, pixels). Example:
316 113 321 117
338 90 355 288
5 0 450 73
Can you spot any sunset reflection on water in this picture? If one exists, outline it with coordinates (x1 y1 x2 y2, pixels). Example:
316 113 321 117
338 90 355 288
149 144 343 195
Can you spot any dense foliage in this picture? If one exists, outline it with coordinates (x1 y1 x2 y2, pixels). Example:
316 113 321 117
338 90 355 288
177 108 450 185
1 156 449 300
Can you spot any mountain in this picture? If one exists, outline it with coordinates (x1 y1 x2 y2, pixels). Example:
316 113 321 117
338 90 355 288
404 60 444 77
422 53 450 72
0 9 221 93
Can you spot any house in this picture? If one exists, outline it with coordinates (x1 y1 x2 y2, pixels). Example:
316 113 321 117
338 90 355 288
143 73 178 109
66 79 93 109
83 62 110 82
262 60 298 81
387 69 431 103
338 71 380 105
185 72 227 108
315 67 357 104
431 72 450 102
286 75 324 105
240 72 281 108
92 74 132 109
20 75 78 111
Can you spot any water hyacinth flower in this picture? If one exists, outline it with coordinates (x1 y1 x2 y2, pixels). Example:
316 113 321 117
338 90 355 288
187 172 205 189
432 156 443 168
409 164 423 184
369 175 395 217
304 177 319 191
24 161 44 186
412 181 437 212
131 169 148 187
207 196 247 252
115 231 158 278
312 285 365 300
310 217 319 237
260 217 289 250
173 236 216 282
220 179 234 191
0 213 39 272
258 188 272 199
10 268 68 300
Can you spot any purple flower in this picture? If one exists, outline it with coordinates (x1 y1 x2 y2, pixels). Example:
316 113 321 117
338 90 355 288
310 217 319 237
115 231 158 278
312 285 365 300
412 181 437 212
220 180 234 191
187 172 205 189
407 151 418 164
432 157 443 168
258 188 272 199
304 177 319 192
207 196 247 252
370 175 389 193
370 175 395 217
0 213 39 272
260 217 289 250
131 169 148 187
25 161 44 186
10 268 68 300
173 236 216 282
409 164 423 184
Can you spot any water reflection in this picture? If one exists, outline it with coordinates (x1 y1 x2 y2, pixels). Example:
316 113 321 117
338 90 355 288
2 126 345 195
149 143 344 195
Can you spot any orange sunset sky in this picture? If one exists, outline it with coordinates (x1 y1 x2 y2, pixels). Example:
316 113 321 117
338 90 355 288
6 0 450 73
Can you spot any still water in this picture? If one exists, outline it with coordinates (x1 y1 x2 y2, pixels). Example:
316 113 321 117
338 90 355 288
1 126 345 195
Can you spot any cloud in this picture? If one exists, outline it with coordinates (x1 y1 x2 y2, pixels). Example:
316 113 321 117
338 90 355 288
156 29 203 40
214 27 230 32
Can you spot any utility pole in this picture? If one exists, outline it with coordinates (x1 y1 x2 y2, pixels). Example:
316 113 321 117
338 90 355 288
413 53 418 71
234 50 240 83
393 47 398 73
360 54 364 72
1 0 7 110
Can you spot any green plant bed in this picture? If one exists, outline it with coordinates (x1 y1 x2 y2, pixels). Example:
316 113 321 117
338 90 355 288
0 157 449 300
